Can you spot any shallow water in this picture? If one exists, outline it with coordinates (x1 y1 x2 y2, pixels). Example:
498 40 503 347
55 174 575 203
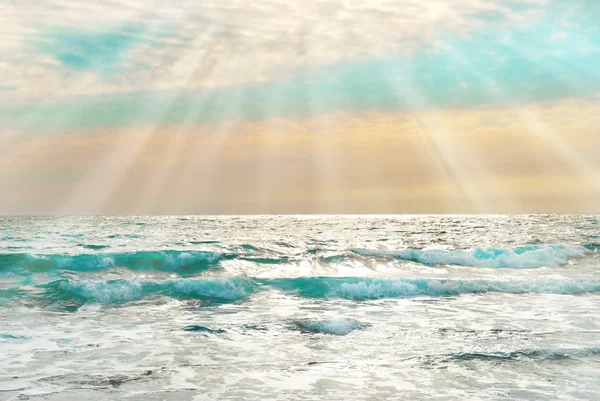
1 215 600 400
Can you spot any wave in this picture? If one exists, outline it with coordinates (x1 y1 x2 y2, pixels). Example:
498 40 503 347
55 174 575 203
447 347 600 361
0 243 592 277
0 288 28 306
183 325 227 334
238 256 291 265
78 244 110 250
352 244 587 268
0 333 31 341
7 276 600 309
0 250 234 275
36 277 256 309
294 318 369 335
265 277 600 300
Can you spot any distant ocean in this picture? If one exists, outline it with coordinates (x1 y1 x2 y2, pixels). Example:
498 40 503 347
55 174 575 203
1 215 600 400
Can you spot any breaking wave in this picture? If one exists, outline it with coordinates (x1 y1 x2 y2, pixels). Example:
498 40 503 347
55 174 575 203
264 277 600 300
352 244 587 268
37 276 256 308
6 275 600 310
0 243 593 279
0 250 234 275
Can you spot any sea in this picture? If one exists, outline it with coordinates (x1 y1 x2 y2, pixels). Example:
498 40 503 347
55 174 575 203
1 215 600 400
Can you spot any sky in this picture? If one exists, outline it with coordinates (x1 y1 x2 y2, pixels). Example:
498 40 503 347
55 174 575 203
0 0 599 214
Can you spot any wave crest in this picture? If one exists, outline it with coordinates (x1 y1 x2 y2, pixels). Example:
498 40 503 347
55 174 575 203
352 244 587 268
0 250 232 274
7 276 600 310
265 277 600 300
39 276 255 308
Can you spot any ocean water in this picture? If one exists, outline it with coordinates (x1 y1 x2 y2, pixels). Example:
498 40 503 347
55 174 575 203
1 215 600 400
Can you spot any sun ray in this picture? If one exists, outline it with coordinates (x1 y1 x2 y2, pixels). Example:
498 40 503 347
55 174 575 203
59 13 229 214
391 61 487 212
8 11 190 214
438 37 600 200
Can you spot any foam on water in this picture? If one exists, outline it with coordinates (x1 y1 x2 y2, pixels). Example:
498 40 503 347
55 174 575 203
37 276 256 308
295 318 369 335
0 250 232 275
353 244 587 268
0 244 592 280
2 215 600 400
0 333 31 341
17 276 600 309
265 277 600 300
183 325 227 334
448 347 600 361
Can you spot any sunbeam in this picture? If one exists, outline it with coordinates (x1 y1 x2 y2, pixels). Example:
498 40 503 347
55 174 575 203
60 13 229 214
1 0 599 215
3 2 600 398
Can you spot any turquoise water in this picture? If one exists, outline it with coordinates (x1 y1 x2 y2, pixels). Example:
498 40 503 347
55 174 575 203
1 215 600 399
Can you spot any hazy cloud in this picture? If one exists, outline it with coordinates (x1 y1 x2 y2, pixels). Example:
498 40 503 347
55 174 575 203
1 0 550 100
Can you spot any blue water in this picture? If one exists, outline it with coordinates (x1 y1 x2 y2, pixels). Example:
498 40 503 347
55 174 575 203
1 215 600 399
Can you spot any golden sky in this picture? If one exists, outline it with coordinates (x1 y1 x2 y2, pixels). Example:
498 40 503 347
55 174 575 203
2 97 599 214
1 0 599 214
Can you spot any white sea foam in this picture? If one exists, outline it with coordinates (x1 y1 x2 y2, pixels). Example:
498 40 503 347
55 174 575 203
353 244 587 268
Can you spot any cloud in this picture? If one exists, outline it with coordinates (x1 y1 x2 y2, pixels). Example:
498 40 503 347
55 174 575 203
1 0 599 131
33 25 153 76
0 0 551 101
2 0 599 214
3 12 600 134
